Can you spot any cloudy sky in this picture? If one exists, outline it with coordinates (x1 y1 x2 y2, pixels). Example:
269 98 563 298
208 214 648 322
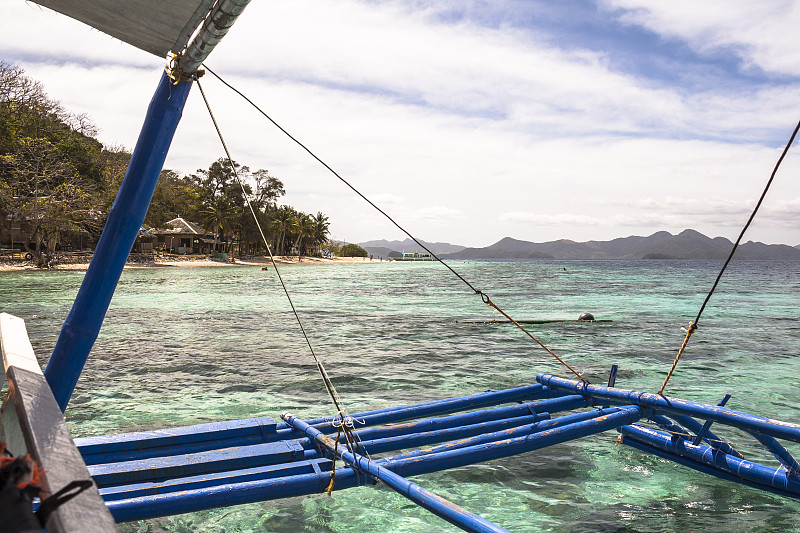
4 1 800 246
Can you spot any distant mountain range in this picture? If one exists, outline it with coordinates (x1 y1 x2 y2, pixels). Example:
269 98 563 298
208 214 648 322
358 238 466 259
360 230 800 260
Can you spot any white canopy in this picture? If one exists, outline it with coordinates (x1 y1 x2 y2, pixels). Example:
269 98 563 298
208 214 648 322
31 0 216 57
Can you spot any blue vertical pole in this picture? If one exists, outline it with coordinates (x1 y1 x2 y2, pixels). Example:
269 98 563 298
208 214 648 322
45 72 193 411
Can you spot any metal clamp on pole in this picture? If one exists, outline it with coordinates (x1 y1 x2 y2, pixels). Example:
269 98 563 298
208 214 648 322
281 412 511 533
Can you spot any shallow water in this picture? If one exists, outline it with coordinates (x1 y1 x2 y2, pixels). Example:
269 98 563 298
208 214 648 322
1 259 799 532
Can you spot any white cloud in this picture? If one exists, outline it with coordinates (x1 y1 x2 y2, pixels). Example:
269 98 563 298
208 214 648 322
414 206 462 220
4 1 800 246
212 1 800 141
368 193 405 205
603 0 800 76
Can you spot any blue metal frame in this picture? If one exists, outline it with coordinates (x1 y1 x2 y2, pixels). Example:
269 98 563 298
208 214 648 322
276 383 557 431
619 425 800 497
537 373 800 442
45 73 193 412
283 413 512 533
72 374 800 524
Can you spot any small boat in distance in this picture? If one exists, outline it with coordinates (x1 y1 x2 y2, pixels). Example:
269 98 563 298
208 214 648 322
396 252 435 261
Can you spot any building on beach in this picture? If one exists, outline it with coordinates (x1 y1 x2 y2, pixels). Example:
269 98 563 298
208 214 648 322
147 217 223 254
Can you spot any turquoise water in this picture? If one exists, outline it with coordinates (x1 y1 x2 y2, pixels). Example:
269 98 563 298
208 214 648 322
1 259 799 532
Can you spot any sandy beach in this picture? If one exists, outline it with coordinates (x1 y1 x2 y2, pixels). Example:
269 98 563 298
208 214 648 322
0 255 387 272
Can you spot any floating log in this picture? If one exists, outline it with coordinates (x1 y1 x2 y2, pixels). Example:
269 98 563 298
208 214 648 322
459 319 612 324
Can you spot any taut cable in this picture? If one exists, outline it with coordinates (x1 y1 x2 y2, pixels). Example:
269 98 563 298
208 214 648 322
659 117 800 395
197 79 353 423
202 65 588 382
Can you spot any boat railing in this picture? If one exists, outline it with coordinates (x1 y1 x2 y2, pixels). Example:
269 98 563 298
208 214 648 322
0 313 116 531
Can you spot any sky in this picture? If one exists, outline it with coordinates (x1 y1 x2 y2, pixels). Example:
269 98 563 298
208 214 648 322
3 0 800 247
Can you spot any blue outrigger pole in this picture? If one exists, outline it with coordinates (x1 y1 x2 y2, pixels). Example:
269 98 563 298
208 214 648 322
45 73 192 411
43 0 253 412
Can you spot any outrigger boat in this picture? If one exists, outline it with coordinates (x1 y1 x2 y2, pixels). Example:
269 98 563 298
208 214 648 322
2 2 799 532
396 252 435 261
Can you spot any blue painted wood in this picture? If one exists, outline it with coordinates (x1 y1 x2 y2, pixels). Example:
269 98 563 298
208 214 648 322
90 377 800 523
607 365 618 388
648 414 690 437
667 413 743 459
619 425 800 497
103 404 644 523
621 434 800 500
692 393 731 446
99 458 332 501
89 440 305 487
45 72 193 412
276 395 587 460
351 395 585 443
747 432 800 477
284 413 511 533
382 405 646 478
104 464 357 522
537 373 800 443
275 383 557 432
355 412 551 456
76 417 277 465
275 414 554 464
387 406 632 462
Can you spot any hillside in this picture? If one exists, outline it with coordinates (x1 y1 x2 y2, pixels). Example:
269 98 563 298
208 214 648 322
359 238 466 258
442 230 800 260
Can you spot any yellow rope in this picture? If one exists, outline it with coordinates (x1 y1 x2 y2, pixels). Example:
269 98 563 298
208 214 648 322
484 296 588 384
166 54 183 85
166 53 205 84
658 322 696 396
325 427 342 495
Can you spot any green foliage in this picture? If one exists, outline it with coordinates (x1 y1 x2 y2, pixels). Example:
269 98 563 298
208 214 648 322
320 241 341 257
0 62 332 264
0 66 104 264
339 243 368 257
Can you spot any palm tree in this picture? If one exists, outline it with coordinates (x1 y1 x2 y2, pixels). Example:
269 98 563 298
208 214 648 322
271 205 294 255
310 211 330 256
291 212 313 256
201 195 234 253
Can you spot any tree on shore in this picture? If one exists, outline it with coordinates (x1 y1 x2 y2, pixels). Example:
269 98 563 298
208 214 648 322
339 243 368 257
320 241 340 257
0 62 108 265
0 62 332 265
310 212 330 256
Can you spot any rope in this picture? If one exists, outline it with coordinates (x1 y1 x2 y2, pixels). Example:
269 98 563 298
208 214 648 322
202 64 586 382
483 295 587 383
693 118 800 329
196 79 350 419
659 116 800 395
657 322 695 396
165 54 195 85
326 426 341 495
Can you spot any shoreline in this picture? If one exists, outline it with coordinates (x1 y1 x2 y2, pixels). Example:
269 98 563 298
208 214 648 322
0 255 388 272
